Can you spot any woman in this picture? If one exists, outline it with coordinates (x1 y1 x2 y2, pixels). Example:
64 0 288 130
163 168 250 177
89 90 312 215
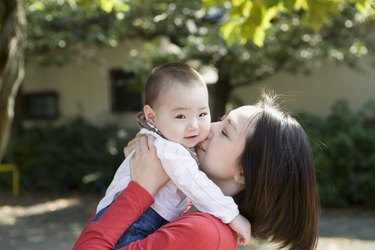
73 92 320 250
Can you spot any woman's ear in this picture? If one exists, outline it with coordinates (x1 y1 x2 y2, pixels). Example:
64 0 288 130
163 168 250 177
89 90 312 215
144 105 156 123
234 170 245 185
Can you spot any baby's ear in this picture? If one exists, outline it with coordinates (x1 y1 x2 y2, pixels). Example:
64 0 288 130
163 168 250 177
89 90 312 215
143 105 156 123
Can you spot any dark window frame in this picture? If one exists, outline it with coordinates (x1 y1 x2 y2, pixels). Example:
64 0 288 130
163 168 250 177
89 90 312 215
110 69 143 113
23 91 60 120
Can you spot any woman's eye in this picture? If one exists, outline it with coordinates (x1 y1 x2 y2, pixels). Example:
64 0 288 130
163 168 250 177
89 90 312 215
221 130 228 137
176 114 186 119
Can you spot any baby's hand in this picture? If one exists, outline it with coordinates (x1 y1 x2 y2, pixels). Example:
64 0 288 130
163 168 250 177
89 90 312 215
228 214 251 246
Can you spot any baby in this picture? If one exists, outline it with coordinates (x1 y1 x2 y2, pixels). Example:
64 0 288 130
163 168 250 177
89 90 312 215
94 63 251 248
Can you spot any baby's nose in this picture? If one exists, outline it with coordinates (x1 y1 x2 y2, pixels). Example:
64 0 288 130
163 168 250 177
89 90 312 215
188 119 199 130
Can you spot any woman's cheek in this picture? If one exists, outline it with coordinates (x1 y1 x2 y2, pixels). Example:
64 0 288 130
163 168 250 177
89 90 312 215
198 152 211 174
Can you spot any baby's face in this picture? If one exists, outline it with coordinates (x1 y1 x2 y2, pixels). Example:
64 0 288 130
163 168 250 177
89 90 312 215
152 84 211 148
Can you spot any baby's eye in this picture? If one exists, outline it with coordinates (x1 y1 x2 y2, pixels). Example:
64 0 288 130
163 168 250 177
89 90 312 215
199 112 208 117
175 114 186 119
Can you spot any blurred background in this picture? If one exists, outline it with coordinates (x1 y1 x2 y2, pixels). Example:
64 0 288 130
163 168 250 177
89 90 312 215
1 0 375 249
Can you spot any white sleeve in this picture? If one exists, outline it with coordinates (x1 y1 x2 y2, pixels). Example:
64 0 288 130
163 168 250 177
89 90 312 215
155 139 239 224
96 150 134 212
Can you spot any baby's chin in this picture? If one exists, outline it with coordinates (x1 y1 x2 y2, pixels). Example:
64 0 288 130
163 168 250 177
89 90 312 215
167 138 195 149
180 142 200 149
181 142 198 149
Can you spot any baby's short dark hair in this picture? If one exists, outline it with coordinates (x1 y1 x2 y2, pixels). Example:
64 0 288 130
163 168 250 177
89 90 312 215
145 63 206 107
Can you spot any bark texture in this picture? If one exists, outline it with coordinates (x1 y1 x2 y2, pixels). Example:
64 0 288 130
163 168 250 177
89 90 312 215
0 0 26 161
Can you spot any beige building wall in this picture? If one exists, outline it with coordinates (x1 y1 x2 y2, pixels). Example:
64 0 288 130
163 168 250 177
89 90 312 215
234 55 375 117
23 40 375 130
23 39 144 129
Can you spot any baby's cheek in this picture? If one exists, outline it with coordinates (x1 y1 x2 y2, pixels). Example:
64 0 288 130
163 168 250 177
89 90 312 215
199 134 209 143
202 125 211 137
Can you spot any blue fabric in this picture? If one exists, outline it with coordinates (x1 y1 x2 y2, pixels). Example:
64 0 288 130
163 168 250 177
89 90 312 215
92 205 108 222
93 205 168 248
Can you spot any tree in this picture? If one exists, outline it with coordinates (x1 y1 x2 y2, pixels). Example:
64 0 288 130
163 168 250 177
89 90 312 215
203 0 375 46
0 0 128 161
0 0 26 161
1 0 374 161
119 1 375 119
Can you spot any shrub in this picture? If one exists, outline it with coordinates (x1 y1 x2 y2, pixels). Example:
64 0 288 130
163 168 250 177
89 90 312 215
5 100 375 208
299 100 375 208
6 117 137 193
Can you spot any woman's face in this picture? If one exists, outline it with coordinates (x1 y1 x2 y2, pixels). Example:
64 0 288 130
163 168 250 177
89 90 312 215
196 105 261 195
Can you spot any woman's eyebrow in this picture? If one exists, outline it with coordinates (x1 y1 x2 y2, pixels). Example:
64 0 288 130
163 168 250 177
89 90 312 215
220 114 227 120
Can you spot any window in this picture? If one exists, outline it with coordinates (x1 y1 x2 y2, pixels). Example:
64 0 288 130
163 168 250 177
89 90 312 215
23 92 59 119
110 69 143 112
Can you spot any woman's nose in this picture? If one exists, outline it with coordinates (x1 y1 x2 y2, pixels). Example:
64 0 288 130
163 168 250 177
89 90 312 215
207 122 219 139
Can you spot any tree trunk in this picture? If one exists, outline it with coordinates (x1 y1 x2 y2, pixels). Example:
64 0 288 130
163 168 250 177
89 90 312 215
209 59 233 121
0 0 26 162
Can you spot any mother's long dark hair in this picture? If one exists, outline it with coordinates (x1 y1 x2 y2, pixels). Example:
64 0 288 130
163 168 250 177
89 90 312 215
234 92 320 250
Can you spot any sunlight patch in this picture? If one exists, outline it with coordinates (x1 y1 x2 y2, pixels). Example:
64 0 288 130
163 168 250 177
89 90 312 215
317 237 375 250
0 198 80 226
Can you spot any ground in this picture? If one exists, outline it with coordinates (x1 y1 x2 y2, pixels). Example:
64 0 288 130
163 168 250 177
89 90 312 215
1 191 375 250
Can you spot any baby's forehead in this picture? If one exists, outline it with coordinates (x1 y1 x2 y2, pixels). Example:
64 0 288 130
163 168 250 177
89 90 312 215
158 83 207 100
154 94 209 113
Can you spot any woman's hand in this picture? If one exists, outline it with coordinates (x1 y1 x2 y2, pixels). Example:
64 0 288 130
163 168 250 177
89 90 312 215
124 134 170 195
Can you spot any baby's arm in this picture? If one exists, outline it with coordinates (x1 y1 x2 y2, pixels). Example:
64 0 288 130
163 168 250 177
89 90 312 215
229 214 251 245
157 144 238 222
159 143 251 243
153 136 251 239
96 150 134 212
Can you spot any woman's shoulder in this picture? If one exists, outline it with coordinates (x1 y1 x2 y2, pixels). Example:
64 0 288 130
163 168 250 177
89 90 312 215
160 212 237 250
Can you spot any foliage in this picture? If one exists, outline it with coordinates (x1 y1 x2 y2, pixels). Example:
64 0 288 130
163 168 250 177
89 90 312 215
24 0 131 64
203 0 375 46
23 0 375 118
24 0 375 54
120 1 375 118
299 100 375 208
5 118 137 193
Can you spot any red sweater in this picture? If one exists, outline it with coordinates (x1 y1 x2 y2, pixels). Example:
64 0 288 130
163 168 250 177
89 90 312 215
73 181 237 250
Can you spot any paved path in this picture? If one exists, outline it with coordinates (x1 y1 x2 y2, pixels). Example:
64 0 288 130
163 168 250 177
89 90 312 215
1 192 374 250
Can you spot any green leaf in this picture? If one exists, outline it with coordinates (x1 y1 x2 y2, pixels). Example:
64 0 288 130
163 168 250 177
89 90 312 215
202 0 226 9
261 0 280 8
114 3 130 12
355 1 375 17
249 3 263 25
294 0 308 10
100 0 116 13
303 1 336 31
252 26 266 46
28 1 46 11
221 21 241 45
282 0 296 10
